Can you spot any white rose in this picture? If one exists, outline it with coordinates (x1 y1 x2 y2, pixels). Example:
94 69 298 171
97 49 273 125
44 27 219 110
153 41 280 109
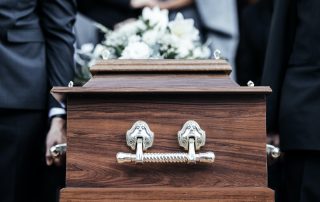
168 13 199 41
120 42 151 59
142 7 169 32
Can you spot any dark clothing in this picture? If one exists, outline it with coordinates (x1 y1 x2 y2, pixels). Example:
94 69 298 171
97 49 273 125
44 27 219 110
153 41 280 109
77 0 139 29
0 109 65 202
279 151 320 202
0 0 76 109
262 0 320 151
0 109 46 202
279 0 320 151
236 0 273 86
262 0 320 201
0 0 76 201
262 0 297 136
280 65 320 150
289 0 320 67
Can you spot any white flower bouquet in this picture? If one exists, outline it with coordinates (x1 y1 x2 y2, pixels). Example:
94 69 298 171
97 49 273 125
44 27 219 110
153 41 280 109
75 7 211 84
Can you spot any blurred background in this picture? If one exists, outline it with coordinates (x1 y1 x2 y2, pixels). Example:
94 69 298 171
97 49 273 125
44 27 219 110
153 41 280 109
75 0 274 86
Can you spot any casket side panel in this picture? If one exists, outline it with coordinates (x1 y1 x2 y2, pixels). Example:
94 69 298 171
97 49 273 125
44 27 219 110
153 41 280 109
66 94 267 188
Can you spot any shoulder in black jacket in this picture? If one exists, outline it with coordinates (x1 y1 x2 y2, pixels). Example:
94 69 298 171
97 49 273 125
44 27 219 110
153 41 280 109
0 0 76 110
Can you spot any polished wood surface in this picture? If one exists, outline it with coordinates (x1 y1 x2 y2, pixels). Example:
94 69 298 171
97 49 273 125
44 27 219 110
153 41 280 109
58 59 273 201
91 59 232 74
60 187 274 202
66 94 267 188
85 60 237 90
52 86 271 94
84 74 238 89
51 59 271 96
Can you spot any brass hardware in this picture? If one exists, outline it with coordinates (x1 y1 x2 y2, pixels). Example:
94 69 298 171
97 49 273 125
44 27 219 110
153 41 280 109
116 120 215 164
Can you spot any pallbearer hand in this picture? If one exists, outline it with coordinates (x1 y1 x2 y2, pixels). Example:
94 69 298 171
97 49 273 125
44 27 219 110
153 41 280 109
46 117 66 166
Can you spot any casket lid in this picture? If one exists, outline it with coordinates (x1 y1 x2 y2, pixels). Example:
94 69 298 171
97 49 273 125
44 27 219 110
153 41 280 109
52 59 271 96
90 59 231 74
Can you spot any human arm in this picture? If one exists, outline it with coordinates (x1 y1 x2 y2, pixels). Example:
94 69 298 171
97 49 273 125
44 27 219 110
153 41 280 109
156 0 194 10
38 0 76 165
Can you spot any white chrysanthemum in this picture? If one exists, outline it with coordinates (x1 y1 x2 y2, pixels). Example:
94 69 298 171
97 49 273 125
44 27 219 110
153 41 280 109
142 7 169 32
120 42 151 59
168 13 199 41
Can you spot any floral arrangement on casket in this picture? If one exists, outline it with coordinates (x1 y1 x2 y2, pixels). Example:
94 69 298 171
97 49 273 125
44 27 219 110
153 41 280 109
75 7 211 84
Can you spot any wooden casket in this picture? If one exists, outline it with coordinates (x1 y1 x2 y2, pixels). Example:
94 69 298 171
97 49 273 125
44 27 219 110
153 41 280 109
52 60 274 201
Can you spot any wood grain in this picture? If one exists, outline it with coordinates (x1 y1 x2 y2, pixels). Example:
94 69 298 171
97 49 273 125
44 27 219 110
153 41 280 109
84 74 238 88
91 59 232 74
66 94 267 188
52 86 271 94
60 187 274 202
60 59 272 201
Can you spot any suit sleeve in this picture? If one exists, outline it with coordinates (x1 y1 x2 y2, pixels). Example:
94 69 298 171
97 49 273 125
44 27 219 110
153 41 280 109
39 0 76 108
261 0 296 133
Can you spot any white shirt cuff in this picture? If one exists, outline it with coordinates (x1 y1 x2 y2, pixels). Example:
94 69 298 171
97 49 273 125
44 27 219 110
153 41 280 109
49 107 66 118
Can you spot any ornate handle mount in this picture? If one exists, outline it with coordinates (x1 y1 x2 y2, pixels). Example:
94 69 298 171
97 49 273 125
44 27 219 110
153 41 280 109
116 120 215 164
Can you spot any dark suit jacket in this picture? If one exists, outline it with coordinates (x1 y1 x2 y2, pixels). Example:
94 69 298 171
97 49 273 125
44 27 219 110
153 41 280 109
77 0 139 29
0 0 76 110
236 0 273 86
262 0 320 150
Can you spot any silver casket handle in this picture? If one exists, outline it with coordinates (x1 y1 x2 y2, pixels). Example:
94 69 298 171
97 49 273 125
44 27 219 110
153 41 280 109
50 143 67 157
50 124 280 162
116 120 215 164
266 144 281 159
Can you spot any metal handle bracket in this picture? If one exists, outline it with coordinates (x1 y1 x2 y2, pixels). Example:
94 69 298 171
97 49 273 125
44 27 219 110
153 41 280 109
116 121 215 164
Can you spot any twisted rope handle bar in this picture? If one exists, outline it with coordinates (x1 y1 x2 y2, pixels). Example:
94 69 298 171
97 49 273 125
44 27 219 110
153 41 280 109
116 152 215 164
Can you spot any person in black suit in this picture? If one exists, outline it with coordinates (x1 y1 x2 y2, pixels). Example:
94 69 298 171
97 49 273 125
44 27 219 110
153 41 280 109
262 0 320 201
0 0 76 201
236 0 273 86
